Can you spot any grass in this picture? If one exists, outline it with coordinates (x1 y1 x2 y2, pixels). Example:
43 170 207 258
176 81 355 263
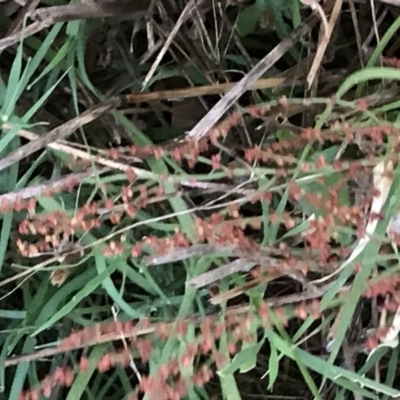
2 1 400 399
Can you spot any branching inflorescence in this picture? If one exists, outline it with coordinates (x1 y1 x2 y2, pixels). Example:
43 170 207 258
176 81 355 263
8 97 400 399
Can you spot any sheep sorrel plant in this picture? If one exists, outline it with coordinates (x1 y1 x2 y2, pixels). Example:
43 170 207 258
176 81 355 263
4 1 400 399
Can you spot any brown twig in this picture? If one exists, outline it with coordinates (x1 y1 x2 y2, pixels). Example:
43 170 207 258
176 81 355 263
1 0 40 41
124 77 286 103
143 0 204 87
187 259 256 288
1 123 162 181
144 243 239 266
0 0 150 52
31 0 150 22
0 168 108 203
0 97 120 173
0 20 51 52
306 0 343 88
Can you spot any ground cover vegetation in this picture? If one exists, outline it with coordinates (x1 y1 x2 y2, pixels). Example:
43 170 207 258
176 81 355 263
2 0 400 399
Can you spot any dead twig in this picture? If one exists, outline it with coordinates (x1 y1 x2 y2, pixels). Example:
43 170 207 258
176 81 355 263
300 0 330 38
0 97 120 173
306 0 343 88
125 77 286 103
0 168 108 203
187 259 256 288
0 0 149 52
143 0 205 87
1 123 162 181
143 243 283 267
1 0 40 42
0 20 50 52
31 0 150 22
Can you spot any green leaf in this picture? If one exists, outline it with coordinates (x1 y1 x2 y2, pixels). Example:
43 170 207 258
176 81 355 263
236 4 262 37
0 136 19 276
219 337 266 375
66 345 107 400
267 344 278 390
1 36 24 116
337 67 400 101
7 336 35 400
94 251 141 319
382 347 399 400
23 68 70 121
270 331 400 397
219 373 241 400
276 127 294 141
33 263 119 336
356 14 400 96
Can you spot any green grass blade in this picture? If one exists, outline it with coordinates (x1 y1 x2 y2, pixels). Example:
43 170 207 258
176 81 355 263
94 250 141 319
337 67 400 100
23 68 70 121
269 331 399 397
28 39 72 90
356 14 400 96
7 336 35 400
382 347 399 400
0 137 19 275
66 345 107 400
32 265 117 335
1 38 24 117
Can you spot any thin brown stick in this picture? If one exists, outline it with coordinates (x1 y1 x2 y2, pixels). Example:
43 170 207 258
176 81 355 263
306 0 343 88
0 20 51 52
125 77 286 103
379 0 400 4
348 0 365 67
2 0 40 39
300 0 330 38
0 97 120 173
0 0 149 51
143 0 198 87
187 259 256 288
0 169 108 203
2 123 160 181
31 0 150 22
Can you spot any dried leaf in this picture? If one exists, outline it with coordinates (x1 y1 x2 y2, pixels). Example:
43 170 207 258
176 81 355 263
50 268 70 287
